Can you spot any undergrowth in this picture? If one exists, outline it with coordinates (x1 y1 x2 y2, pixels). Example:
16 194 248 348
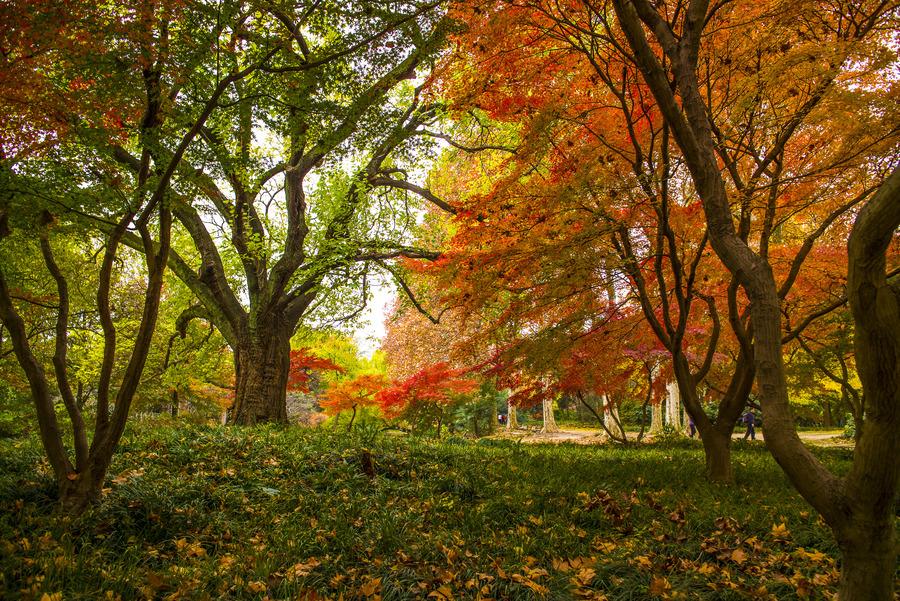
0 420 867 600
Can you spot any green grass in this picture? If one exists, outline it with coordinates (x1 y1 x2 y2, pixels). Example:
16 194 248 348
0 420 862 600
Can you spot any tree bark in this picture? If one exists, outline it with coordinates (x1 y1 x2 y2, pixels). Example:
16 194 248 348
701 428 733 482
837 165 900 599
347 404 357 431
541 397 559 433
650 401 663 432
230 329 292 425
507 400 519 430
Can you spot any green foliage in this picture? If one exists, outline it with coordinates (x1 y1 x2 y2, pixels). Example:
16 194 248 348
0 422 856 600
0 381 32 439
842 415 856 440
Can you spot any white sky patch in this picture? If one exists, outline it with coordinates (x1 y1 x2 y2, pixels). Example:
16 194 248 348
353 272 396 357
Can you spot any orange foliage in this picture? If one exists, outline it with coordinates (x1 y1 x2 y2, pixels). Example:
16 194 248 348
287 349 345 394
319 374 387 416
376 362 479 418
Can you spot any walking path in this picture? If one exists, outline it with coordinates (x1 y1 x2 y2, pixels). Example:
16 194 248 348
497 427 852 447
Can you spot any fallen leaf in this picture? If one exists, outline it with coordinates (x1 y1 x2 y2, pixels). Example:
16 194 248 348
649 576 671 596
428 584 453 599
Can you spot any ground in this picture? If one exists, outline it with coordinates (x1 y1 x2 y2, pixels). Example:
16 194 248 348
0 420 873 600
502 428 852 447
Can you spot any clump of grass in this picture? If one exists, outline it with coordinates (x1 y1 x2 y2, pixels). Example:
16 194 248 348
0 422 865 600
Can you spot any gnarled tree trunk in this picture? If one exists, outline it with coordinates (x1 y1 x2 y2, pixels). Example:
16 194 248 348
230 329 292 425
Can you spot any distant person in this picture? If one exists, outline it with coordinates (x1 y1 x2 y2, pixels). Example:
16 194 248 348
688 417 696 438
742 410 756 440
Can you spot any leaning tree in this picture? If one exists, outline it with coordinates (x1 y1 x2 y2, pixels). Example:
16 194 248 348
606 0 899 596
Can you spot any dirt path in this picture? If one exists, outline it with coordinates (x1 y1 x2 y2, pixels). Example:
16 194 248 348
497 427 852 447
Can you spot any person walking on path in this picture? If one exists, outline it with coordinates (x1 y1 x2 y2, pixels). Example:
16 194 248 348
742 410 756 440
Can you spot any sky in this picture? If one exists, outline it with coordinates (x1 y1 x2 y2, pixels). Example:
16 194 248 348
352 275 396 357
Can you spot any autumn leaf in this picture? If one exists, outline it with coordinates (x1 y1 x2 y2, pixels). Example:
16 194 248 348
571 567 597 587
358 577 382 598
285 558 321 580
634 555 653 570
730 548 748 564
771 523 791 541
427 584 453 599
648 576 671 597
511 573 549 595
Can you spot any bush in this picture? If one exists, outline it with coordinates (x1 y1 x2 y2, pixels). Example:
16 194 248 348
842 415 856 439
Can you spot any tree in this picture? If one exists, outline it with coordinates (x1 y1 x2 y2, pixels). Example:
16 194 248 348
377 362 478 436
604 0 899 596
435 0 893 483
107 1 453 425
319 373 388 430
0 0 259 511
287 348 346 394
0 199 171 514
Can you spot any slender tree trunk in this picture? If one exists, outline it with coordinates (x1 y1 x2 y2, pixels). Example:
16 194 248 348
230 329 291 425
822 400 833 428
347 404 357 431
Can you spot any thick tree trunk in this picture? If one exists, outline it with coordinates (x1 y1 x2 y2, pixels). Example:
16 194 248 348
57 464 106 514
541 398 559 433
507 401 519 430
650 401 663 432
230 330 291 425
837 515 896 600
702 428 733 482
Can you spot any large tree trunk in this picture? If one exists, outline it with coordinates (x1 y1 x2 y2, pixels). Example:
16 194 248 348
57 463 106 514
507 400 519 430
701 428 733 482
541 398 559 433
836 513 895 601
230 330 291 425
836 167 900 599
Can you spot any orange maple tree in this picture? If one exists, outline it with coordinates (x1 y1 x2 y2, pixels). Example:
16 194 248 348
376 362 479 435
319 374 387 430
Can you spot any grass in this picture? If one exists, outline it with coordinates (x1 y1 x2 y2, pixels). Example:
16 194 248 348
0 418 865 600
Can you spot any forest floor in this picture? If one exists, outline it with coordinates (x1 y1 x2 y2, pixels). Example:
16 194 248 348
0 418 868 600
502 428 852 448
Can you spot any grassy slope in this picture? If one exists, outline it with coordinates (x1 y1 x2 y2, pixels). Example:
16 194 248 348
0 421 863 600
